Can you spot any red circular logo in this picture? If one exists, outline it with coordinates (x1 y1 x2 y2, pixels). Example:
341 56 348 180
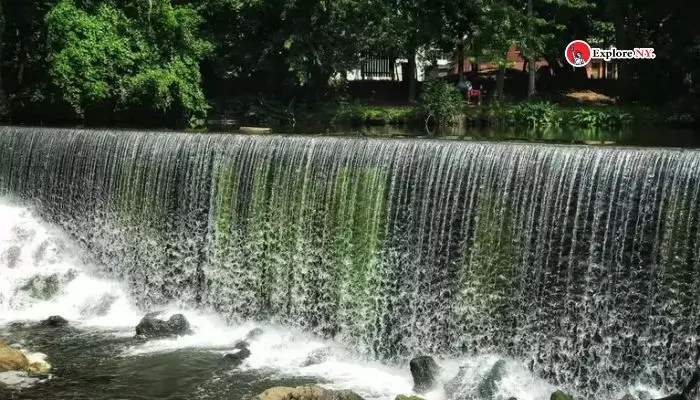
565 40 592 67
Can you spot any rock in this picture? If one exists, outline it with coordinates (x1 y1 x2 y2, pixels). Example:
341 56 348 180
652 369 700 400
135 313 192 339
40 315 69 327
223 340 251 364
551 390 574 400
256 386 365 400
19 274 61 300
79 293 118 317
0 340 27 373
224 347 251 363
395 396 425 400
0 340 51 375
410 356 441 394
1 246 21 269
167 314 191 335
301 347 333 367
476 359 507 399
245 327 264 341
444 365 467 399
444 360 507 400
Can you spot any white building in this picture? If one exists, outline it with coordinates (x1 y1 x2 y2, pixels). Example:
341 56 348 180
344 49 453 82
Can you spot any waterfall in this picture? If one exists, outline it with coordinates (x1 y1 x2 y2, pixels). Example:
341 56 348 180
1 126 698 397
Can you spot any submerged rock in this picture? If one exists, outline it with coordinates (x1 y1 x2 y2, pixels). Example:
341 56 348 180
551 390 574 400
135 313 192 339
245 328 264 341
476 359 507 399
445 359 507 400
1 246 21 269
301 347 333 367
256 386 365 400
410 356 441 394
224 341 251 364
79 293 118 317
40 315 69 327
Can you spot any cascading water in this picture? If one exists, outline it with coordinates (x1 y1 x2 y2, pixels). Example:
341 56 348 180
0 198 442 399
0 126 698 399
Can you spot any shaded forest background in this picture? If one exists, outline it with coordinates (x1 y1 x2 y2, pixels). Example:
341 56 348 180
0 0 698 128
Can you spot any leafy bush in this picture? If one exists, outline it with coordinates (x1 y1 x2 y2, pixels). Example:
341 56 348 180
336 104 417 124
566 107 632 128
484 102 636 129
507 102 560 128
418 80 463 126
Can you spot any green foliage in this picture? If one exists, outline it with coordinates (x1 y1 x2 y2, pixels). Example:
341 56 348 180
45 0 212 127
566 107 632 128
488 101 559 128
481 102 637 129
336 105 418 125
418 80 463 126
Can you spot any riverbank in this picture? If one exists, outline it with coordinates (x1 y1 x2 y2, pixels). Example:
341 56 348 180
300 102 697 131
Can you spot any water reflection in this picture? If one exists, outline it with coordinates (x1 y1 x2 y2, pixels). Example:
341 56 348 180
314 125 700 148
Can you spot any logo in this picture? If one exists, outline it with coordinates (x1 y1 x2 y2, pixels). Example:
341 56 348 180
565 40 592 67
565 40 656 68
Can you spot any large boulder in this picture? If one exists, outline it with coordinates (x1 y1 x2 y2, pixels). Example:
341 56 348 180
410 356 441 394
40 315 69 328
135 313 192 339
395 396 425 400
0 340 51 375
256 386 365 400
0 340 27 373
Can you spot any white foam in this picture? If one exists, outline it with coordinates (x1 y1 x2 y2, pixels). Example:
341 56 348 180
0 201 142 329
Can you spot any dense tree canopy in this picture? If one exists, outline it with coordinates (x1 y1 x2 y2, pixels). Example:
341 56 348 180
0 0 698 127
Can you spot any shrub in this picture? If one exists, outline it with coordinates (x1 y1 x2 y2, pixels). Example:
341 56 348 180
418 80 463 126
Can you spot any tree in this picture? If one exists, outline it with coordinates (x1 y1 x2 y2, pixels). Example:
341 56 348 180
45 0 212 126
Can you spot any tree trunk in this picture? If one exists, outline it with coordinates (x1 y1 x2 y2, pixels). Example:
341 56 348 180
613 3 630 100
528 60 537 97
457 43 464 78
496 63 506 100
526 0 536 98
407 47 417 102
